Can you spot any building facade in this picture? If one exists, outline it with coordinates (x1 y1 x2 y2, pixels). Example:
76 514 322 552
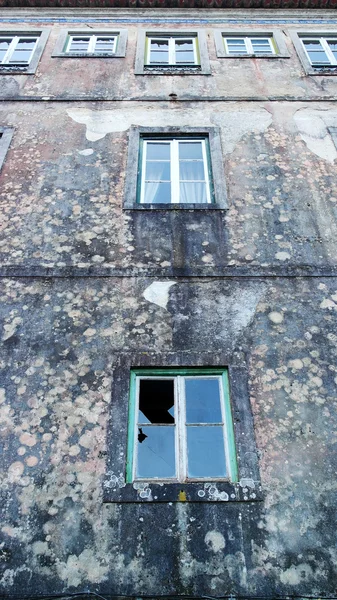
1 4 337 599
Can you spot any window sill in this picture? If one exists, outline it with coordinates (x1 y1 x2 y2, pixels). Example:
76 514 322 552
0 65 31 74
306 66 337 75
139 66 208 76
52 53 122 58
218 54 289 59
103 480 263 503
124 203 226 211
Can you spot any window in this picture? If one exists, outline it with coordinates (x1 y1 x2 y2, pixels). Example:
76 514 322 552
127 370 238 483
0 127 14 172
214 29 289 59
0 30 49 74
290 31 337 75
135 30 210 75
0 35 38 64
52 29 128 58
124 127 228 210
103 352 262 503
139 137 212 205
146 36 198 66
302 37 337 67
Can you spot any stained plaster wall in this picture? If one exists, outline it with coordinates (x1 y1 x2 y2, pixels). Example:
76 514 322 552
1 8 337 600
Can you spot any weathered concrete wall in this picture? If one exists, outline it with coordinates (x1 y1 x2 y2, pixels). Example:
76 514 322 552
1 8 337 599
1 101 337 273
1 277 337 596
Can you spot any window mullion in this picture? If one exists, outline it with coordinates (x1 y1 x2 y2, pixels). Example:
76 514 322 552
246 38 253 54
169 38 175 65
88 35 96 54
176 376 187 481
171 140 180 204
4 37 18 63
321 38 337 65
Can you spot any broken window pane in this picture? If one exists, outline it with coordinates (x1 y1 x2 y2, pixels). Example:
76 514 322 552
138 379 175 424
137 425 176 478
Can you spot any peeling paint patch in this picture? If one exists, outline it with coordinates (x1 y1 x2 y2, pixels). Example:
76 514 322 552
294 108 337 163
205 530 226 553
143 281 176 310
66 107 272 154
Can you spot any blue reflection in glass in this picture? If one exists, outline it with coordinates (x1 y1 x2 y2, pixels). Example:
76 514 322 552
137 425 175 478
187 426 226 478
185 378 222 423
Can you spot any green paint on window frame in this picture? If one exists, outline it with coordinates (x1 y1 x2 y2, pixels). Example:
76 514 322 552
126 367 238 483
136 135 214 205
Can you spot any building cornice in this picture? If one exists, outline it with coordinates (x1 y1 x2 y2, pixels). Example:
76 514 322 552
0 0 336 8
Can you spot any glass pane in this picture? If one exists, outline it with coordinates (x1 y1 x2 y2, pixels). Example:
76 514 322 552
149 51 169 64
10 39 36 63
175 39 193 50
226 38 245 45
69 38 90 52
180 161 205 181
328 40 337 60
179 142 203 160
145 161 170 181
253 47 273 54
175 51 195 64
179 182 207 204
95 41 116 53
146 142 170 160
303 40 330 64
144 182 171 204
138 379 175 424
185 378 222 423
150 39 169 50
137 425 176 478
251 38 270 46
228 47 247 55
187 426 227 478
0 39 11 62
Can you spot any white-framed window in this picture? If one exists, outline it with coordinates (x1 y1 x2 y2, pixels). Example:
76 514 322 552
52 29 128 59
127 370 237 483
139 137 212 205
0 35 38 65
135 30 210 75
146 35 198 65
223 35 275 56
214 29 289 59
301 36 337 66
66 34 117 55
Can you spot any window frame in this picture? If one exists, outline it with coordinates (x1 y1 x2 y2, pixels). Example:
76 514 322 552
127 369 238 484
124 127 228 210
52 29 128 58
135 29 211 75
139 137 212 206
214 29 289 59
0 127 14 172
0 29 50 74
289 30 337 75
103 352 262 503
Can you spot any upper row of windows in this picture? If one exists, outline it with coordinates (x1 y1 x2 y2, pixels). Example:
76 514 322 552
1 28 337 76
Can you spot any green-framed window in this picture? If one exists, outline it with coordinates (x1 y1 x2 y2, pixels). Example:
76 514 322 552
145 35 200 66
137 136 214 205
126 368 238 484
